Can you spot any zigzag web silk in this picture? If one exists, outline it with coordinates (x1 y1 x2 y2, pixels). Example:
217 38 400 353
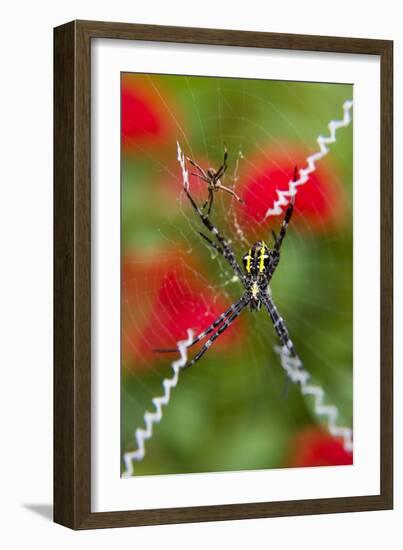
122 78 353 476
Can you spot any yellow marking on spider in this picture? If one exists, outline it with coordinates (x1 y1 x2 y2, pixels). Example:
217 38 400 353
259 242 268 273
245 249 252 273
251 282 259 299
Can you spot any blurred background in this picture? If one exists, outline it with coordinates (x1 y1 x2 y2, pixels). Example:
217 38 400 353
121 72 353 476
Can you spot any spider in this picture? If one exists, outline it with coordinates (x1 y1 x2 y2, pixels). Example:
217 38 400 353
186 145 244 214
155 178 298 370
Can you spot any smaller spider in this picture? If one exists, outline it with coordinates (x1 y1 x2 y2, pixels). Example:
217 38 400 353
187 145 244 214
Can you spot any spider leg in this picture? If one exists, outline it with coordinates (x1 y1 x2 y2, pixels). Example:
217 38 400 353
190 172 210 184
223 143 228 163
183 186 244 281
187 157 208 179
260 292 297 396
216 183 244 204
214 145 228 180
274 196 295 252
153 297 246 353
259 292 296 356
214 165 226 181
183 297 249 370
197 231 223 254
206 189 214 215
202 188 214 212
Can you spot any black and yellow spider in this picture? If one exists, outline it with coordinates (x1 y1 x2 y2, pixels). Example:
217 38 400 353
186 145 244 214
155 182 297 369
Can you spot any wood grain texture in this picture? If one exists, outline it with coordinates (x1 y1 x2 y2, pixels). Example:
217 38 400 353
54 19 393 530
54 20 91 528
54 21 76 528
380 40 393 506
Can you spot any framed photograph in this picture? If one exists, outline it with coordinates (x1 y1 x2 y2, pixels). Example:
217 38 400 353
54 20 393 529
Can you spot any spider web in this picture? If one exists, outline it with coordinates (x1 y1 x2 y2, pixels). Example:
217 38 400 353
121 73 353 476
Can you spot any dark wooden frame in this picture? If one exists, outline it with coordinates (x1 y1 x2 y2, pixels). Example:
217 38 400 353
54 19 393 530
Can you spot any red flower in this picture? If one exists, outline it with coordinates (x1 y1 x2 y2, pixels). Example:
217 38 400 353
122 250 171 365
287 427 353 468
121 75 176 152
122 248 245 369
235 145 347 236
